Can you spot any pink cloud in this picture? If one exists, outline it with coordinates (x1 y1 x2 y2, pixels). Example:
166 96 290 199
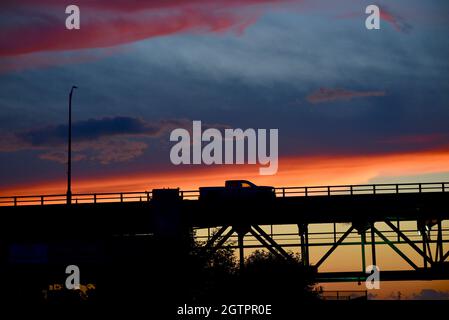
0 0 283 57
379 6 412 33
306 88 386 104
0 0 287 72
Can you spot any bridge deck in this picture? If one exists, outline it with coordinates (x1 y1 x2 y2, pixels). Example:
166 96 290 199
0 189 448 236
1 182 448 283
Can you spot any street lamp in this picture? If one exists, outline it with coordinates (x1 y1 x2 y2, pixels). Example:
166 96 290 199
67 86 77 205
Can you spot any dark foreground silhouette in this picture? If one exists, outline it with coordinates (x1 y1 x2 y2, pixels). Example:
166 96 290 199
2 222 449 318
1 230 318 307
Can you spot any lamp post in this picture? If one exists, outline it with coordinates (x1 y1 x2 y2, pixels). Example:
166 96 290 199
67 86 77 205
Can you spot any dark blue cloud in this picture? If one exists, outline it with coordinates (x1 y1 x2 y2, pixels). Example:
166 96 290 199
16 117 188 147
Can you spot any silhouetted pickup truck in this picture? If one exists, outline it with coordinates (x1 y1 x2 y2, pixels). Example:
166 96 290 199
199 180 276 202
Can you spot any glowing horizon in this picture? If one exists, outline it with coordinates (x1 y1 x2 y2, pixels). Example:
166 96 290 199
3 145 449 196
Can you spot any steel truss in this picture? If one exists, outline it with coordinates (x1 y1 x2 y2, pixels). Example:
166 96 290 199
198 218 449 282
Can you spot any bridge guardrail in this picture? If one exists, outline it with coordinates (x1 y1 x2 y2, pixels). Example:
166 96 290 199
320 290 368 300
275 182 447 197
0 182 447 207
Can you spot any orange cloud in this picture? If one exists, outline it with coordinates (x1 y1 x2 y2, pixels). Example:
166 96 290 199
3 146 449 196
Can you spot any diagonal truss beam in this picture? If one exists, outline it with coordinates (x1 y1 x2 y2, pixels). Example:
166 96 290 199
204 225 229 249
315 226 354 269
374 227 419 270
248 227 287 260
384 220 433 265
442 250 449 262
202 226 236 260
214 227 235 248
252 225 293 261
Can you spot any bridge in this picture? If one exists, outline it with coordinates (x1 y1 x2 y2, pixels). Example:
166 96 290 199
1 182 449 283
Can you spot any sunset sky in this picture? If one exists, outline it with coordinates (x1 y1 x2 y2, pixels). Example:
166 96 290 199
1 0 448 195
1 0 449 300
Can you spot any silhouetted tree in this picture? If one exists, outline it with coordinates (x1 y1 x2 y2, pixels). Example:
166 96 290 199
240 250 318 303
185 242 318 304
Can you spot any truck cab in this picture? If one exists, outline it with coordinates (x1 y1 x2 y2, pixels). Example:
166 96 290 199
225 180 256 188
199 180 276 202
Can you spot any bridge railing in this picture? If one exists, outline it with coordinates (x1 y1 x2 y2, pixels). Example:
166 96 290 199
0 182 447 207
180 190 200 200
320 290 368 301
275 182 448 197
0 191 154 207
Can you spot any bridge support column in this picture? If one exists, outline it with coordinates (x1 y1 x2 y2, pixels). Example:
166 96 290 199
238 232 245 271
298 224 309 267
418 219 440 268
234 225 250 271
437 220 444 263
361 231 366 273
422 230 428 269
354 221 370 273
371 223 377 266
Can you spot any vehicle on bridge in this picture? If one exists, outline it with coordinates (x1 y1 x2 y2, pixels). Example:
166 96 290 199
199 180 276 202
